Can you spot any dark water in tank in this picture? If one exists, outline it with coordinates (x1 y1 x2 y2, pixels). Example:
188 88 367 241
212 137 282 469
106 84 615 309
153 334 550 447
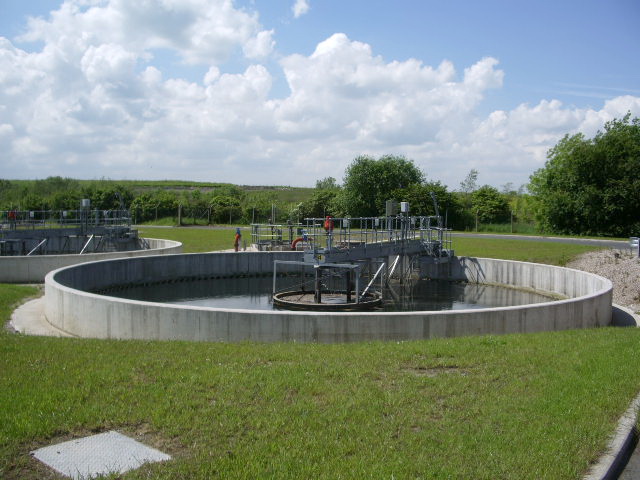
105 275 556 312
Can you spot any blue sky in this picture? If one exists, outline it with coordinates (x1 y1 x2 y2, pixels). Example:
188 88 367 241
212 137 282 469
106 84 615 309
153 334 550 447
261 0 640 106
0 0 639 189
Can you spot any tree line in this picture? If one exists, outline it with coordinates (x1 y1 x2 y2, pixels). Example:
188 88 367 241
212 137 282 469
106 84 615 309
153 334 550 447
298 113 640 236
296 158 534 231
0 168 532 230
529 114 639 237
0 179 287 225
1 114 637 235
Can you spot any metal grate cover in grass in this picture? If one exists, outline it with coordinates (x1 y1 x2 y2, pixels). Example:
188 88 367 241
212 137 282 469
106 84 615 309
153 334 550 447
31 430 170 479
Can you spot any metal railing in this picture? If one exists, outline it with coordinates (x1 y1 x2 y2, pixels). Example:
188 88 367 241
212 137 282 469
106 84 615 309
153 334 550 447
251 223 305 251
300 216 451 255
1 209 131 232
251 216 452 259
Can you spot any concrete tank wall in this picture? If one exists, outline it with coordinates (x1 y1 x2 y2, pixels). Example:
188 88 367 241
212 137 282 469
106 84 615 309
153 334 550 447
0 238 182 283
43 252 613 343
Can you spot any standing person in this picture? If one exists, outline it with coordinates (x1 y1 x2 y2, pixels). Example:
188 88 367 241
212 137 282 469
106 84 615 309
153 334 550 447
8 210 16 230
234 227 242 252
323 215 334 249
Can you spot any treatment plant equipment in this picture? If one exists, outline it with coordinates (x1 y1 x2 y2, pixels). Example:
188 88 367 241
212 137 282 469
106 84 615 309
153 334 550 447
0 201 183 283
252 202 454 311
0 204 145 256
32 196 613 342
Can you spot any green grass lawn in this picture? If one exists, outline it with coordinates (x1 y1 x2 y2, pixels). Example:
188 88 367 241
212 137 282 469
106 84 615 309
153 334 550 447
1 234 636 479
139 225 602 264
2 306 640 479
452 236 601 266
138 226 250 253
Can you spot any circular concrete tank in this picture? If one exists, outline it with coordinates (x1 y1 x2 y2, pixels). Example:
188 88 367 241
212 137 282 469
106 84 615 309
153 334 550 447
44 251 613 343
0 238 182 283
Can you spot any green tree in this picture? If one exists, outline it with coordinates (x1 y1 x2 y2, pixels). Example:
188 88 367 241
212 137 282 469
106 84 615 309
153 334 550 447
509 185 536 225
390 181 464 228
20 193 46 211
471 185 510 223
296 190 339 219
0 179 12 197
455 168 480 228
49 190 82 210
459 168 479 196
342 155 424 216
81 184 134 210
35 176 81 197
130 190 179 222
529 114 640 236
242 191 284 223
315 177 339 190
210 195 242 224
0 179 18 209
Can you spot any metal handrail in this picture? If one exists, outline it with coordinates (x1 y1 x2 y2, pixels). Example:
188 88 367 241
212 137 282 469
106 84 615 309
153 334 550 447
1 209 131 231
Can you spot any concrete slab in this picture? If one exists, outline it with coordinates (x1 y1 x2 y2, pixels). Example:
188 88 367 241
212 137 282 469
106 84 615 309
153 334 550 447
31 431 171 480
10 297 73 337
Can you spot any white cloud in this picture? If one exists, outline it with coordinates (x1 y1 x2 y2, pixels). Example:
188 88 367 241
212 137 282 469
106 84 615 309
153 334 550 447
2 7 640 189
203 66 220 86
19 0 269 65
80 43 137 84
292 0 310 18
243 30 275 59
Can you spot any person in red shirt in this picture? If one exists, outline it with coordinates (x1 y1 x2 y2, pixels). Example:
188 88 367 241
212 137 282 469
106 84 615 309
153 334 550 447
234 227 242 252
8 210 16 230
323 216 334 233
323 216 334 249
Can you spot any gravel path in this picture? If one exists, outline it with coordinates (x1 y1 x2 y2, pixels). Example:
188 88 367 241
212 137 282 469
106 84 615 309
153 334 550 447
568 249 640 313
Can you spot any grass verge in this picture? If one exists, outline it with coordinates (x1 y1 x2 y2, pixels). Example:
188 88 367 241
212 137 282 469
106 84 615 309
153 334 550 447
1 301 639 479
0 236 632 479
0 284 40 330
137 226 249 253
452 236 601 265
138 226 602 264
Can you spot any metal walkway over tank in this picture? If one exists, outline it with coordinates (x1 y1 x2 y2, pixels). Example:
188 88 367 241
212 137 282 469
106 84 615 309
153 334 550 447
252 214 453 310
0 208 144 256
252 215 452 263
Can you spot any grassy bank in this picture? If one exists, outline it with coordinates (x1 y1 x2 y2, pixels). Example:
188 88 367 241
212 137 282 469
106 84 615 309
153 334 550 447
138 225 602 264
1 235 635 479
452 236 600 265
137 226 250 253
2 298 640 479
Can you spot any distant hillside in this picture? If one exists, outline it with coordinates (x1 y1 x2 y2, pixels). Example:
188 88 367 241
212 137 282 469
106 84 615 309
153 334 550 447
0 178 315 209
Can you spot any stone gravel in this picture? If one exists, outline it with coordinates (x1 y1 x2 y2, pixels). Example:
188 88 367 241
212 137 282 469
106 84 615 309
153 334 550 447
568 249 640 313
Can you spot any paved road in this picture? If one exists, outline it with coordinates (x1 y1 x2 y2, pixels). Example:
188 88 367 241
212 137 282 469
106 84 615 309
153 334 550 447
619 435 640 480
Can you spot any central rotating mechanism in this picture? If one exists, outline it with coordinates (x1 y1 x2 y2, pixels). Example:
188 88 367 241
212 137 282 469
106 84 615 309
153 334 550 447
258 200 454 311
